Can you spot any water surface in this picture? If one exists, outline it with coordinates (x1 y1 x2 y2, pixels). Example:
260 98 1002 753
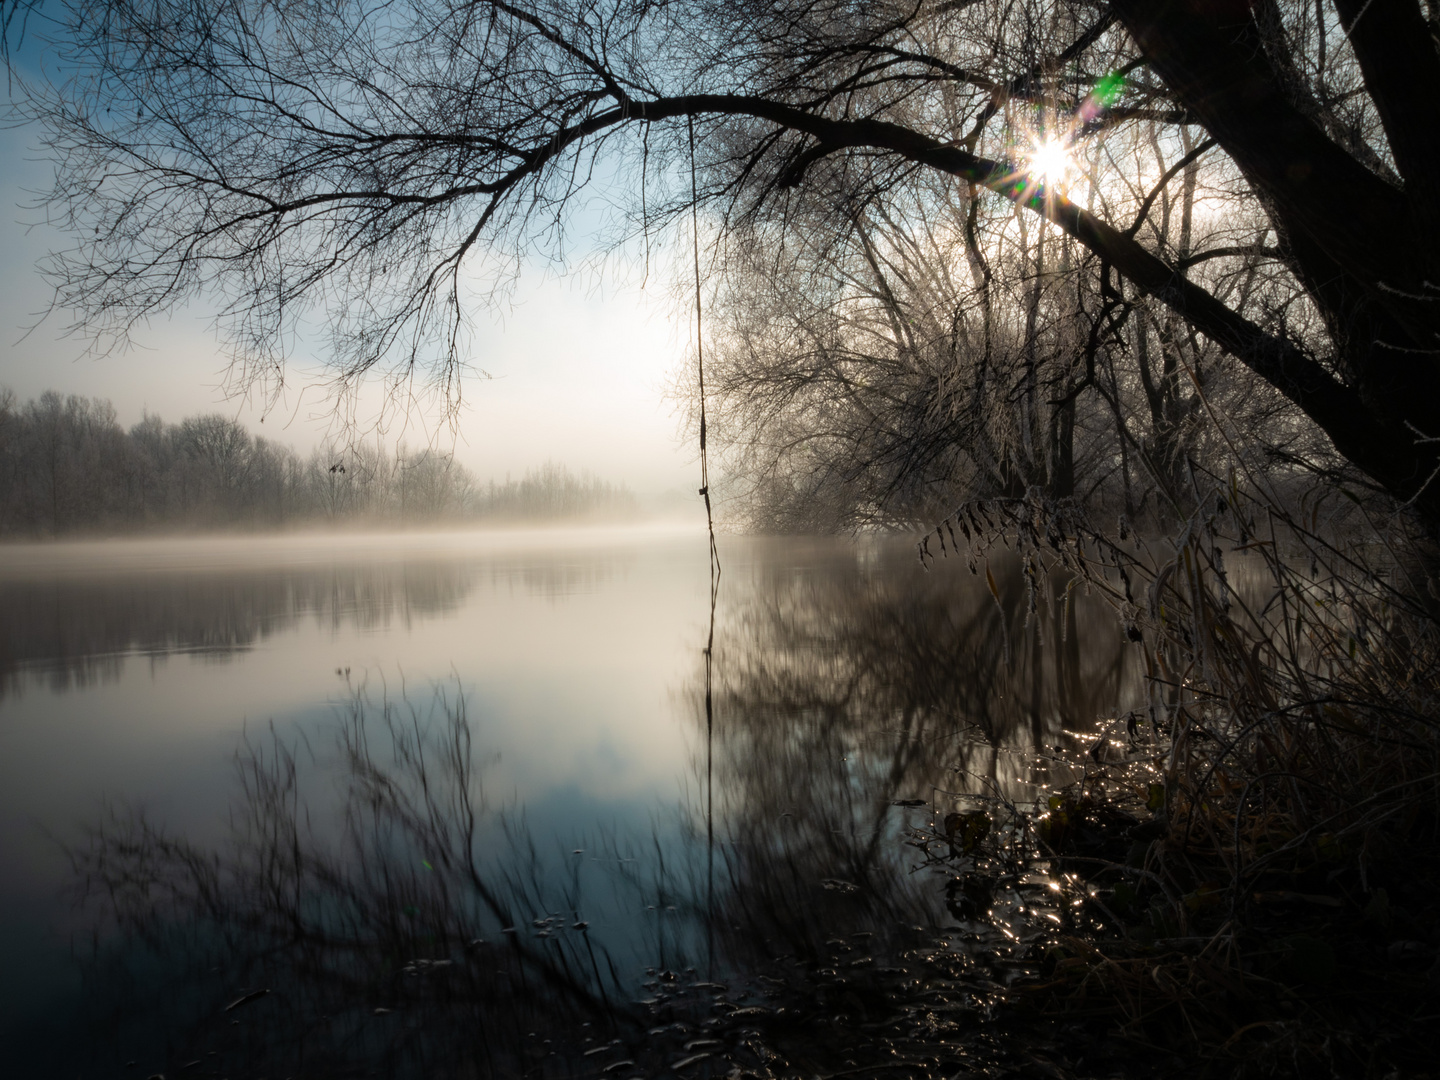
0 525 1143 1075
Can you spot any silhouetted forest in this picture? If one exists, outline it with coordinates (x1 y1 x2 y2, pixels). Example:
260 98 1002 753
0 387 637 536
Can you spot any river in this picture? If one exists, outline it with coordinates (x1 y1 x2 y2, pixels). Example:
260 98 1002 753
0 524 1143 1076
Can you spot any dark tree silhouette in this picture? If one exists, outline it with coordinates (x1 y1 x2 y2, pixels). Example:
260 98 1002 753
0 387 632 534
6 1 1439 519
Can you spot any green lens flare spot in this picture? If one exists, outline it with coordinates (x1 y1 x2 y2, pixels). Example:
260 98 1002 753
1093 72 1125 107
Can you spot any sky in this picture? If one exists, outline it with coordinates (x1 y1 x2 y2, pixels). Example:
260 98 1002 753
0 96 700 497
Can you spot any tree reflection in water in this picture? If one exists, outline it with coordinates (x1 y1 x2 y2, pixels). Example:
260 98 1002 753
70 541 1145 1076
0 561 478 698
0 551 626 700
690 540 1144 1030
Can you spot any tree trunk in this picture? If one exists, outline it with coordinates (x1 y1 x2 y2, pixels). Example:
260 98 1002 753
1114 0 1440 522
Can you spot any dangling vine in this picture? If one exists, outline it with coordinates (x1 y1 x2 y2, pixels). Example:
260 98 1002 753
689 113 721 981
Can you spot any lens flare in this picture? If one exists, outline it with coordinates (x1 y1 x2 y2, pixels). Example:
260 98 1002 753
1026 138 1071 185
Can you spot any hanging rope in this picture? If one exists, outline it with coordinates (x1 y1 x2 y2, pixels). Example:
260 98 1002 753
689 111 720 982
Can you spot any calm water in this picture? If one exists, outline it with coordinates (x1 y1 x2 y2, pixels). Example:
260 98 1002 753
0 525 1143 1076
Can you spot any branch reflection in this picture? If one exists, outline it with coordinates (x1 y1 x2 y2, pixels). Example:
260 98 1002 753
697 539 1143 978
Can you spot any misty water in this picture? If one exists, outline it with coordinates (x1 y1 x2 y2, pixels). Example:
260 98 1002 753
0 525 1145 1075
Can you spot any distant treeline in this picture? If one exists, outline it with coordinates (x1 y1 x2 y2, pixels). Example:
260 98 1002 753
0 388 636 536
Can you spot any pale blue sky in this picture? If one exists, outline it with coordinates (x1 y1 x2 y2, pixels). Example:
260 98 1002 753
0 54 698 495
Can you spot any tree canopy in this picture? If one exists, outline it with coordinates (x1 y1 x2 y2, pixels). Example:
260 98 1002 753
6 1 1440 523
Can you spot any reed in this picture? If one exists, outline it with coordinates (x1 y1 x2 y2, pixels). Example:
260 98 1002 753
919 481 1440 1076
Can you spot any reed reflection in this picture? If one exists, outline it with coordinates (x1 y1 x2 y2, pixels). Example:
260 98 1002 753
66 687 1023 1078
75 678 949 1078
71 681 642 1078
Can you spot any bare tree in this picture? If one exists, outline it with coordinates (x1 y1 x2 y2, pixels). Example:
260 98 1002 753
698 95 1329 530
5 1 1439 521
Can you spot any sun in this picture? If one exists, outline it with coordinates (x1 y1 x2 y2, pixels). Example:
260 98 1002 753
1026 138 1072 185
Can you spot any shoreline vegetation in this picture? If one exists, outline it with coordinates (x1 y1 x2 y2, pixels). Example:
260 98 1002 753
0 387 645 537
909 491 1440 1078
